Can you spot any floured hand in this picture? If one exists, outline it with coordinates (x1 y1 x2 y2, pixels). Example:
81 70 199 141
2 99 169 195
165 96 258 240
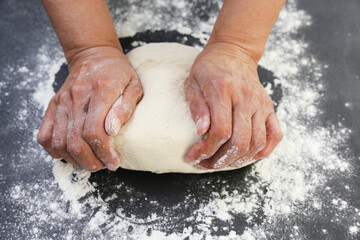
37 46 143 171
186 42 283 169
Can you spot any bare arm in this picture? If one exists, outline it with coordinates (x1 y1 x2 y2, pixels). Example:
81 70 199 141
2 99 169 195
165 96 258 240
42 0 121 64
187 0 285 169
208 0 286 62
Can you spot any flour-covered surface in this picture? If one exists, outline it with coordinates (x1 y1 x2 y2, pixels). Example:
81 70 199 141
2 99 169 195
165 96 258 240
1 0 360 239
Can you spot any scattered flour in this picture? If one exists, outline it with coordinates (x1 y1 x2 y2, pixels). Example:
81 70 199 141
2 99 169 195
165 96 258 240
52 160 94 201
2 0 359 239
349 225 359 235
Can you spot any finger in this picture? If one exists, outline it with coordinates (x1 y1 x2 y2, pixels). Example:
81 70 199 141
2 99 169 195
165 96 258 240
186 81 232 165
37 97 61 158
186 77 210 136
230 110 266 168
105 78 143 136
254 112 283 160
196 105 252 169
83 78 130 171
51 106 80 168
67 110 104 172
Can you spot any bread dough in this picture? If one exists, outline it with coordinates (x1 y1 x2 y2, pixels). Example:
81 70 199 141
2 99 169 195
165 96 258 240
114 43 245 173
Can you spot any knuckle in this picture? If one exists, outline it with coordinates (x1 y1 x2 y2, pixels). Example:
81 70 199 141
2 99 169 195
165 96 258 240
252 130 266 147
55 91 69 105
69 84 83 99
78 63 91 75
213 75 232 90
82 128 97 142
259 151 270 159
66 139 84 156
233 139 250 155
238 144 250 155
92 79 108 90
240 81 251 98
270 122 283 143
265 99 275 110
83 129 107 149
256 93 266 106
123 66 134 78
134 84 144 99
54 95 60 105
51 138 66 152
185 78 193 89
186 79 198 95
275 131 284 142
37 132 50 146
191 99 203 109
215 127 232 143
49 96 56 105
253 137 266 151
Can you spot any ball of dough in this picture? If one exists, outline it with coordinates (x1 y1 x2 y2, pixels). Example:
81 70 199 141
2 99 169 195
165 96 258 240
114 43 241 173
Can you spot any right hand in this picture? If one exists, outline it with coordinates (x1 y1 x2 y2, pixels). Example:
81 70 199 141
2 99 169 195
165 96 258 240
37 46 143 171
186 42 283 169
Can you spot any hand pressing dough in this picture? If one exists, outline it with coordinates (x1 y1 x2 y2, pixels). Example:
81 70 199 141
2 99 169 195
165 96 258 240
113 43 252 173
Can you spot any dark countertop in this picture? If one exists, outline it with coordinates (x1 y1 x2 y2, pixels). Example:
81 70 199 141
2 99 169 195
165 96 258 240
1 0 359 239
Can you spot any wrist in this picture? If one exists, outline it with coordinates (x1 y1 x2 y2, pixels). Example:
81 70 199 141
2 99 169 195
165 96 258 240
204 40 261 68
65 40 123 66
66 45 127 71
206 34 266 64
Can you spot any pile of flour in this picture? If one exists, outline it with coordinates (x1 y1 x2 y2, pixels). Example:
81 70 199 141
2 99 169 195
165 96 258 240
3 0 359 239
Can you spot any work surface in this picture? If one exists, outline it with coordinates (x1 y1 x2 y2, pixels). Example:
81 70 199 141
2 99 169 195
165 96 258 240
1 0 359 239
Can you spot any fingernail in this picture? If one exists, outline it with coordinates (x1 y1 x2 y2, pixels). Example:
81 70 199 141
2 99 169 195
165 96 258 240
105 118 121 136
230 156 247 168
90 164 106 172
230 160 242 168
188 159 201 166
213 155 228 169
194 164 208 170
196 117 204 135
188 153 208 165
256 145 265 154
195 116 210 135
106 162 119 171
231 156 254 168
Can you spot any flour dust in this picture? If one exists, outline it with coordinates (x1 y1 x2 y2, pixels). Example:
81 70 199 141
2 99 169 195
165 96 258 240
2 0 359 239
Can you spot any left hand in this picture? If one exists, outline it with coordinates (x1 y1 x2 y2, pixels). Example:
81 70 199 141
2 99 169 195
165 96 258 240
37 46 143 171
186 42 283 169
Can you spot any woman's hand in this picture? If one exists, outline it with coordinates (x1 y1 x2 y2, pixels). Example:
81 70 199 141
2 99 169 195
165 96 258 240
186 42 283 169
37 46 143 171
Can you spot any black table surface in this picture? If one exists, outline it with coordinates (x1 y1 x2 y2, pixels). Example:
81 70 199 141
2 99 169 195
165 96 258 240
1 0 359 239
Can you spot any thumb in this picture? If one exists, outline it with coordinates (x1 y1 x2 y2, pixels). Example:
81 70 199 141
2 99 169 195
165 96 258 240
186 77 210 136
105 78 143 136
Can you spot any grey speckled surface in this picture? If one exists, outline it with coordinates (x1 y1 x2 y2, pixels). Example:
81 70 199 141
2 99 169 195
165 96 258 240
0 0 359 239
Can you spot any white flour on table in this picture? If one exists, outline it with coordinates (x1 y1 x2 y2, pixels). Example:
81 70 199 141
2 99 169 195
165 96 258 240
2 0 359 239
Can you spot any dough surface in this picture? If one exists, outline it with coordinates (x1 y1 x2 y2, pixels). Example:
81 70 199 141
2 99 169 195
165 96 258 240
113 43 250 173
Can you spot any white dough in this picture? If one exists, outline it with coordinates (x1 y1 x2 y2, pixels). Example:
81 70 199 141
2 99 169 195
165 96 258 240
113 43 252 173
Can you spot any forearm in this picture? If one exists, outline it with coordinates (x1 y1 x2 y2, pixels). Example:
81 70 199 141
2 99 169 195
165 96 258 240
42 0 121 64
208 0 286 63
